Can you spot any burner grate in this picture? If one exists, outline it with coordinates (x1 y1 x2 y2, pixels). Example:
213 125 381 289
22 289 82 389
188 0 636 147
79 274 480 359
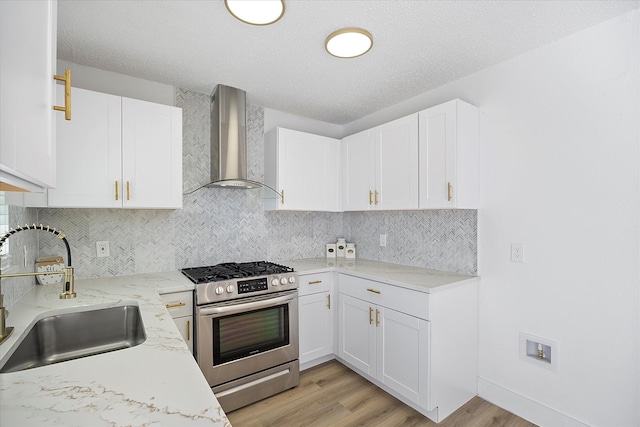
181 261 294 284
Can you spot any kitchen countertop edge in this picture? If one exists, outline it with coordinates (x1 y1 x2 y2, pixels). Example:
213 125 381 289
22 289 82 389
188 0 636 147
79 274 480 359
0 271 229 427
279 257 479 293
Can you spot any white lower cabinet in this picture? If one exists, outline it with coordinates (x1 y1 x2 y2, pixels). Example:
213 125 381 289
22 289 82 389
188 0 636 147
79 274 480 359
160 291 193 354
298 272 334 369
338 294 430 407
337 273 477 423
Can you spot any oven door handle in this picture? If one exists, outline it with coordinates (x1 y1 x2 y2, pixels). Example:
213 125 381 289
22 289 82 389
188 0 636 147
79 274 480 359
199 292 296 316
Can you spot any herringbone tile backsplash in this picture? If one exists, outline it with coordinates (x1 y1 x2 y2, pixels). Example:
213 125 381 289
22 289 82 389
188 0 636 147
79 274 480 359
33 88 477 281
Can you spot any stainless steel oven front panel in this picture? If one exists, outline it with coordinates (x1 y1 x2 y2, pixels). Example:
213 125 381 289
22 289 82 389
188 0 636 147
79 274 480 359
196 289 299 387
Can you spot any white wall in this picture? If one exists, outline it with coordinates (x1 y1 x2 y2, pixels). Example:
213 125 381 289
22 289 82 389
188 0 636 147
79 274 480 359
344 9 640 427
264 107 343 139
57 60 175 106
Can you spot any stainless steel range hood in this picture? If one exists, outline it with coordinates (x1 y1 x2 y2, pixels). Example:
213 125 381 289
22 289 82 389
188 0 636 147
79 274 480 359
185 84 279 197
207 85 278 195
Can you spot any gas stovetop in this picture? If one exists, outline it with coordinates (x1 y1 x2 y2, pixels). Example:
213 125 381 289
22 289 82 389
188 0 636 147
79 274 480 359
181 261 294 284
182 261 298 305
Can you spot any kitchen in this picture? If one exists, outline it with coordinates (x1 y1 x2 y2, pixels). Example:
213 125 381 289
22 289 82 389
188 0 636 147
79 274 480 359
1 1 639 427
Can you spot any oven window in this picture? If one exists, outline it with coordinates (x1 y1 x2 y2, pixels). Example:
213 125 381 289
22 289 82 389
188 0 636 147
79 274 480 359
213 305 289 365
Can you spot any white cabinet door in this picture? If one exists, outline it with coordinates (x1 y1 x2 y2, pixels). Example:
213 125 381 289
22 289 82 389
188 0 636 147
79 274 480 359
418 100 478 209
299 291 333 364
172 316 193 354
338 294 376 376
47 90 182 209
378 307 430 409
0 0 57 191
122 97 182 209
48 87 122 207
342 114 418 211
265 128 340 211
376 114 419 210
342 129 375 211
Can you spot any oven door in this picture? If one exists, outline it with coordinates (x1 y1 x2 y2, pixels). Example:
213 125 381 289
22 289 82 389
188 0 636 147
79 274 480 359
196 289 298 387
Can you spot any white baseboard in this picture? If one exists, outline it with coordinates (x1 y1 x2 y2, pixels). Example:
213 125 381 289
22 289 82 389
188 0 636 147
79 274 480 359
478 377 590 427
300 354 335 371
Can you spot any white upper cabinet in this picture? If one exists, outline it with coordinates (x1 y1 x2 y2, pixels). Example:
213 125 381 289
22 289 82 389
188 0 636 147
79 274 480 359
377 114 419 210
342 114 419 211
342 128 375 211
0 0 58 191
265 127 341 211
121 97 183 209
48 87 183 209
418 99 479 209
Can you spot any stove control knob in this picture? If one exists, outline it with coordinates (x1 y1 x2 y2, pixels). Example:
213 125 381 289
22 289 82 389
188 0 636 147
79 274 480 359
280 277 288 285
288 276 296 284
215 286 224 295
226 284 235 293
271 278 279 287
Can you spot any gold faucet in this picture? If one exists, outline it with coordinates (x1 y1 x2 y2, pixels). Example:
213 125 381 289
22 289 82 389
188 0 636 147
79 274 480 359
0 224 76 344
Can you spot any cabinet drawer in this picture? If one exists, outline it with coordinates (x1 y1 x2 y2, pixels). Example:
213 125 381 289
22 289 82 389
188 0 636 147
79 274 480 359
298 272 333 296
160 291 193 318
338 274 429 320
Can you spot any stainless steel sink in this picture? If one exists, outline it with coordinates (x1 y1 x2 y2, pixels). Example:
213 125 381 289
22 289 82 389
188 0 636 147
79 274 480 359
0 304 146 373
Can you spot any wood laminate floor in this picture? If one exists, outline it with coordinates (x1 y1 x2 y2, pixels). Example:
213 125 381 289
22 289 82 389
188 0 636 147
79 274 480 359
227 361 537 427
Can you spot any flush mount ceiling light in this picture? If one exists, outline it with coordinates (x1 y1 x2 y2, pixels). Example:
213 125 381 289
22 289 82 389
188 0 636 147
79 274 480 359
325 27 373 58
225 0 285 26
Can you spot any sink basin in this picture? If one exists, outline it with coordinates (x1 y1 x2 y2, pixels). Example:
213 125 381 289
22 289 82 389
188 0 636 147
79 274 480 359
0 304 146 373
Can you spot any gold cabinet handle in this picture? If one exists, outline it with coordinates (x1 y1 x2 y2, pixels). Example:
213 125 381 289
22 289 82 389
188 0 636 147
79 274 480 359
115 181 119 201
327 294 331 309
308 280 322 285
53 69 71 120
281 189 285 205
367 288 381 294
447 182 452 202
166 302 186 309
369 190 373 205
376 309 380 327
374 190 379 205
126 181 131 200
369 307 373 325
186 320 190 341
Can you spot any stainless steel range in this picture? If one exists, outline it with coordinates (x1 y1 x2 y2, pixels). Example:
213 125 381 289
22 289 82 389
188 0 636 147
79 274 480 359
181 261 299 412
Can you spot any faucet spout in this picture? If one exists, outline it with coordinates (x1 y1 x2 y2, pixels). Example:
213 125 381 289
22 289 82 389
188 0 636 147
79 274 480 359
0 224 76 305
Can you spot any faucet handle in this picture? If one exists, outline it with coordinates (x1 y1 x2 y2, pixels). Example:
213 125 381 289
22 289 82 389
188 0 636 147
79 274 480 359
59 267 76 299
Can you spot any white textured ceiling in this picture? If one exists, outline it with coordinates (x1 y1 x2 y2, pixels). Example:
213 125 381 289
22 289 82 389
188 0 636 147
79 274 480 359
57 0 640 125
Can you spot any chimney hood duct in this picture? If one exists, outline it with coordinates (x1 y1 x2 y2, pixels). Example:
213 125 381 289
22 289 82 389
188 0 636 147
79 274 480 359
199 84 279 196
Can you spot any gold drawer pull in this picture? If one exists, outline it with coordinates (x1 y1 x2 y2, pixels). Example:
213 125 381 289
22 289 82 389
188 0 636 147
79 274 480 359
53 69 71 120
308 280 322 285
186 320 190 341
447 182 452 202
374 190 379 205
367 288 381 294
369 307 373 325
166 302 186 309
281 189 285 205
126 181 131 200
327 294 331 309
376 309 380 327
369 190 373 205
115 181 119 200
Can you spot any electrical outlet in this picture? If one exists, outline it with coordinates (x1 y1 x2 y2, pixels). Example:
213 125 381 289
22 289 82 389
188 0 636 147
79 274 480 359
511 243 524 263
380 234 387 247
96 241 110 258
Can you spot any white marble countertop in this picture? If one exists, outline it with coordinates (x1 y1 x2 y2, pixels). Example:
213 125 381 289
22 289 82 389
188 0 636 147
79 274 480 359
278 258 477 293
0 272 229 427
